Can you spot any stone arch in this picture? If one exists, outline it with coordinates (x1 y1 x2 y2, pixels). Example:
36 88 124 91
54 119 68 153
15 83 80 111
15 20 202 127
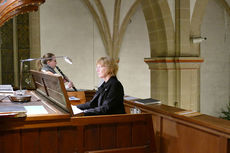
190 0 209 56
190 0 229 55
141 0 175 57
82 0 141 60
219 0 230 16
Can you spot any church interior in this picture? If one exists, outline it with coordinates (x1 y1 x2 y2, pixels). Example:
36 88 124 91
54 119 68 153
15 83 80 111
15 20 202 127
0 0 229 153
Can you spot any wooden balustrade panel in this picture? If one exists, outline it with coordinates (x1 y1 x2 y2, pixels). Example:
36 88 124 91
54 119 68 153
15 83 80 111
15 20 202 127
84 125 101 150
124 100 230 153
132 121 149 146
58 127 78 153
83 120 155 152
21 129 40 153
116 123 132 147
0 114 155 153
0 127 78 153
161 118 227 153
0 130 21 153
151 114 161 152
39 128 58 153
100 125 116 149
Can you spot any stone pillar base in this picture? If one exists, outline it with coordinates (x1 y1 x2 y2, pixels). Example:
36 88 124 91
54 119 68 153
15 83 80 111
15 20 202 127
145 57 203 111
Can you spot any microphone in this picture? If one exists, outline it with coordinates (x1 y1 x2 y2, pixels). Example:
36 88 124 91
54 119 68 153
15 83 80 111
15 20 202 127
56 66 77 91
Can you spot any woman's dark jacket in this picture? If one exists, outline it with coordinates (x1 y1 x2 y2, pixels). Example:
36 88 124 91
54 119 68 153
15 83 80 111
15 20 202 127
77 76 125 116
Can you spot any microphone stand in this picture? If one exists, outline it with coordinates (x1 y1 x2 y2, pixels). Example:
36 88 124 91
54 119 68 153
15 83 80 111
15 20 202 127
56 66 77 91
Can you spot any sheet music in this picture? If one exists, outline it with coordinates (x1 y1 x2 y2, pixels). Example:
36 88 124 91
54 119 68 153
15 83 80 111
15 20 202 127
24 105 48 115
0 85 13 93
71 105 83 115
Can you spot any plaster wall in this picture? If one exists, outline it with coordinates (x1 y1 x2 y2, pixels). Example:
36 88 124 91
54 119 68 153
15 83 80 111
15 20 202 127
201 0 230 116
40 0 150 98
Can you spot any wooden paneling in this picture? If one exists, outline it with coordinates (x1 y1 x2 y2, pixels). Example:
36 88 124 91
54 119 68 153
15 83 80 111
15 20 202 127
39 128 58 153
151 114 162 152
161 118 222 153
116 123 132 147
84 125 100 150
58 127 78 153
124 100 230 153
21 129 39 153
132 121 149 146
0 130 21 153
0 114 156 153
100 125 116 149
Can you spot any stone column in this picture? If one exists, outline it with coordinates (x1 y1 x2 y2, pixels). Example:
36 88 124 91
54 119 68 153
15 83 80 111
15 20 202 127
13 17 19 87
145 57 203 111
0 31 2 84
29 10 41 70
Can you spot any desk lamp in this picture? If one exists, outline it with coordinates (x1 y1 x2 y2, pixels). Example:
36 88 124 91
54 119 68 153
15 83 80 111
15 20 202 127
9 56 73 102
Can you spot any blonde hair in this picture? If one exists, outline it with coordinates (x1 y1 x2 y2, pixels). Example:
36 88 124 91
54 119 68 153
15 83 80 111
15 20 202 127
36 53 55 71
96 57 118 76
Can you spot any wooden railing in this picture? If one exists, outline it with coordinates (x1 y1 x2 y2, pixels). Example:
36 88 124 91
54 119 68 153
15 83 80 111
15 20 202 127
124 99 230 153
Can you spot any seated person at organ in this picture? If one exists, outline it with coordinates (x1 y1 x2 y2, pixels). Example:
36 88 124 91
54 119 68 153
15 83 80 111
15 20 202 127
77 56 125 116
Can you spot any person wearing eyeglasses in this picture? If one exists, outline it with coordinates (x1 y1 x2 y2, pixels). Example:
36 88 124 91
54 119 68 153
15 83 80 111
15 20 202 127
37 53 73 89
76 56 125 116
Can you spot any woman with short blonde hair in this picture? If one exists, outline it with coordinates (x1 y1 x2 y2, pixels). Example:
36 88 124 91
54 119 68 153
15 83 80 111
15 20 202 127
96 57 118 77
77 56 125 116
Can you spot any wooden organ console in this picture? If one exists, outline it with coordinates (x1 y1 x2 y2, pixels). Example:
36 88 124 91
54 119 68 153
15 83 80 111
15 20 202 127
0 71 156 153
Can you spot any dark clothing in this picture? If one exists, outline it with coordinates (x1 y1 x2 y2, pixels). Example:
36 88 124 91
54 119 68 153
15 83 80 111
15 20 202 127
41 64 57 74
77 76 125 116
